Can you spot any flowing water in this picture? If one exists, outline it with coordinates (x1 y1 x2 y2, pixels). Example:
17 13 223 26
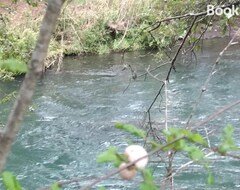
0 38 240 189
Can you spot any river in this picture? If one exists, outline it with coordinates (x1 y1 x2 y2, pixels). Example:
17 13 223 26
0 38 239 189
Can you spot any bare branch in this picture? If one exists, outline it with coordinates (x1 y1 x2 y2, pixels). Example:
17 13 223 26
186 28 240 127
161 152 214 185
191 99 240 131
166 16 198 81
164 80 168 131
146 16 198 113
190 15 214 51
138 62 169 78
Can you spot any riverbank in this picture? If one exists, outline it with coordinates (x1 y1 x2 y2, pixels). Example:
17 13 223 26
0 0 238 76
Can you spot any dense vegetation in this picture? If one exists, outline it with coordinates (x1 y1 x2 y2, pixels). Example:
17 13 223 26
0 0 238 79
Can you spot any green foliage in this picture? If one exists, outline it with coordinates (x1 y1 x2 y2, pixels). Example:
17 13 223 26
0 59 28 75
112 39 130 52
218 124 239 155
148 140 161 149
187 133 207 146
100 123 238 189
163 128 207 152
0 69 14 81
1 0 235 62
80 21 112 54
0 28 37 61
10 0 38 6
98 187 106 190
184 146 205 161
2 171 22 190
140 169 158 190
163 128 209 162
96 147 125 167
207 172 214 185
51 183 61 190
0 14 37 77
115 123 146 138
25 0 38 6
1 171 62 190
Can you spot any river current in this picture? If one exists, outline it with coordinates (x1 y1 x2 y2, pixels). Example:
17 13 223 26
0 38 239 189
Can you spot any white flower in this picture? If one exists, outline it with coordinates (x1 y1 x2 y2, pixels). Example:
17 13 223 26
125 145 148 170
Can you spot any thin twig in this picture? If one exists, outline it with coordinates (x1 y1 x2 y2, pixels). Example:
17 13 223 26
166 16 198 81
146 16 198 113
186 28 240 127
190 15 214 51
191 99 240 131
145 66 165 82
204 127 211 148
164 80 168 131
161 152 214 185
146 2 240 32
138 62 169 78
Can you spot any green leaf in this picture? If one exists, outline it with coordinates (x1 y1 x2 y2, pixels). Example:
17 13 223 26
140 169 158 190
98 187 106 190
163 128 208 152
0 58 28 75
115 123 146 138
96 147 124 167
51 183 61 190
188 133 207 146
175 139 187 151
148 140 161 149
185 146 204 161
218 124 239 155
207 172 214 185
163 128 181 142
163 128 187 151
2 171 22 190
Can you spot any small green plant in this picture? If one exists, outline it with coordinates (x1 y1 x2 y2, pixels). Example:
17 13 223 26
0 58 28 75
217 124 239 155
51 183 61 190
2 171 22 190
1 171 61 190
140 169 158 190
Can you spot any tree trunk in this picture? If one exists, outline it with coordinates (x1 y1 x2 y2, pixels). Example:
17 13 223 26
0 0 65 172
